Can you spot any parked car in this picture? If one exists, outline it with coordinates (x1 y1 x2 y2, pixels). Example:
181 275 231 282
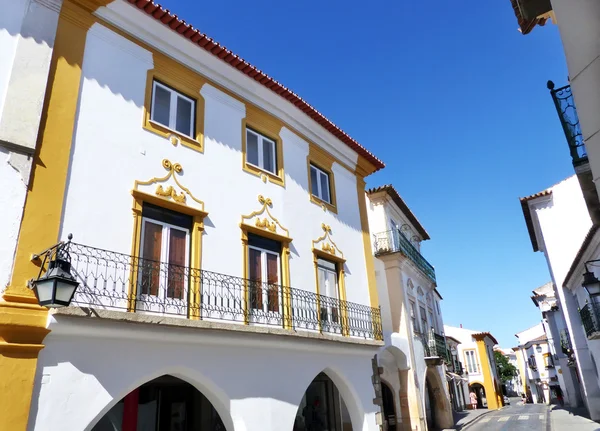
503 395 510 405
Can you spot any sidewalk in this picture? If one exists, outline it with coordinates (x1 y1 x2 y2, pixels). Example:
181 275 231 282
550 406 600 430
451 408 494 430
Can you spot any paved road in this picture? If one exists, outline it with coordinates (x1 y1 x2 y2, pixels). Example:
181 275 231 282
466 402 549 431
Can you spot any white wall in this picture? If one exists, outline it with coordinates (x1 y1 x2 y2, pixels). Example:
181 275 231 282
59 22 370 308
29 315 380 431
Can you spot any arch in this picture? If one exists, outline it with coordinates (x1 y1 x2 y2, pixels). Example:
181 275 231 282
423 367 454 429
381 381 397 431
469 382 486 409
86 367 235 431
293 367 363 431
382 345 410 371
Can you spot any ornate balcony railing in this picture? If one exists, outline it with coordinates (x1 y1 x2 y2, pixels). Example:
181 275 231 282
548 81 588 166
419 328 449 362
58 242 382 339
580 302 600 338
373 229 436 284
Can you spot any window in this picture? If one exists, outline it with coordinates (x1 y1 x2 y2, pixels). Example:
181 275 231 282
429 310 435 332
150 80 196 138
420 305 428 334
544 353 554 368
528 355 537 370
465 350 478 374
247 233 281 314
246 128 277 175
409 300 417 332
310 164 332 204
139 203 192 301
436 300 441 315
317 258 340 325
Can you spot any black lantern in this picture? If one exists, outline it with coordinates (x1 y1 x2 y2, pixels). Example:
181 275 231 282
582 264 600 297
30 236 79 308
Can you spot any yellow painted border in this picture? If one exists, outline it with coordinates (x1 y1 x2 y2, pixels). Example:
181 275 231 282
142 66 205 152
241 104 285 187
476 339 501 409
307 144 337 213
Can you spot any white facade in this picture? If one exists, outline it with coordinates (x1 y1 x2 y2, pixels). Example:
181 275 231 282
496 348 523 397
0 1 397 430
367 186 454 430
520 175 600 418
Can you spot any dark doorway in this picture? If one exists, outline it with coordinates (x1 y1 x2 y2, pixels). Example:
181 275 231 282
92 375 226 431
381 382 397 431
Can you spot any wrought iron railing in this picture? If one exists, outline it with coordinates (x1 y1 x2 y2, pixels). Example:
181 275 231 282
420 328 449 361
580 302 600 338
56 242 382 339
373 229 436 284
548 81 588 166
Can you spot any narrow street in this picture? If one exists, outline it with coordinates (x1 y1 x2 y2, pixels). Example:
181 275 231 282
464 399 600 431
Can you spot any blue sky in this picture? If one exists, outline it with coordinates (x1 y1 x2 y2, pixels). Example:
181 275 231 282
158 0 573 347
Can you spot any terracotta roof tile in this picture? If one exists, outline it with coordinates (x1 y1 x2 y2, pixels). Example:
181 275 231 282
509 0 548 35
519 189 552 252
126 0 384 173
367 184 430 240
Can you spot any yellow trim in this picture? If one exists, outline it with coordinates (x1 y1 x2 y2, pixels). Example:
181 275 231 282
476 339 501 410
142 62 205 152
129 160 208 317
356 173 380 325
312 223 345 263
241 105 285 187
463 349 479 374
307 144 337 213
240 195 291 240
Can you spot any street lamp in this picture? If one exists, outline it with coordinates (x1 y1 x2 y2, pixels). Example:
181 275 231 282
29 235 79 308
582 262 600 297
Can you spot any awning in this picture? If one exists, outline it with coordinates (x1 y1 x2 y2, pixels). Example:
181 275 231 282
446 372 466 382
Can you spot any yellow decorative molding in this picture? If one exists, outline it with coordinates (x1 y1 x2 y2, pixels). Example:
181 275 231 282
134 159 205 211
241 195 290 239
312 222 344 260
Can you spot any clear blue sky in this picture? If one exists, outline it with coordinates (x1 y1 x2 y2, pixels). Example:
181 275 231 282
158 0 573 347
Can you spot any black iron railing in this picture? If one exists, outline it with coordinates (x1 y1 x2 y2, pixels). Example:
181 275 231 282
580 302 600 338
59 242 382 339
420 328 449 361
548 81 588 166
373 229 436 284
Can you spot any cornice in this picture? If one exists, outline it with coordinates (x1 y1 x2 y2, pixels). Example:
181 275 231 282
88 23 154 67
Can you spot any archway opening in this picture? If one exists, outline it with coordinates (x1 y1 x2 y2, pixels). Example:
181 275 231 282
293 372 352 431
425 378 436 430
469 383 486 409
381 381 397 431
92 375 226 431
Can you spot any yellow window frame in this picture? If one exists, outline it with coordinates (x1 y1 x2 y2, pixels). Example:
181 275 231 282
307 144 337 213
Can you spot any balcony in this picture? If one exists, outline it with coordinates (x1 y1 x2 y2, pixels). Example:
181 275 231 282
548 81 587 167
373 229 436 284
50 242 382 340
419 329 449 364
580 302 600 339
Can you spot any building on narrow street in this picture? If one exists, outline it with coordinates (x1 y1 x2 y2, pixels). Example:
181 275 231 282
0 0 400 430
444 325 504 410
510 0 600 421
514 324 562 405
445 335 470 412
367 184 454 430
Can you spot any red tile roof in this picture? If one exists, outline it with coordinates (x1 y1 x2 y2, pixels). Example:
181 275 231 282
126 0 384 173
509 0 549 35
367 184 430 240
473 332 499 345
519 189 552 252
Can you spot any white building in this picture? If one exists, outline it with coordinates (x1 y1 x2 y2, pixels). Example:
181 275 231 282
444 326 504 410
519 175 600 418
515 324 561 405
446 335 470 411
0 1 405 430
366 185 454 431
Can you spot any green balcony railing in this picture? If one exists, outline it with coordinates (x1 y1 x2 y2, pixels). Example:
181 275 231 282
548 81 588 167
373 229 436 284
580 302 600 338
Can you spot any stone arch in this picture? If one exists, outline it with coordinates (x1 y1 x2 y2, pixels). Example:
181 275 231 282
469 381 486 409
382 345 410 371
424 366 454 430
85 366 236 431
293 367 363 431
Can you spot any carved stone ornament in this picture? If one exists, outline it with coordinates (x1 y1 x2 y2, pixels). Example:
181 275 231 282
312 223 343 258
133 159 205 212
241 195 289 237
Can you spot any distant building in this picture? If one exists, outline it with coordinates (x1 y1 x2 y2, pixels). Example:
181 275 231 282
495 347 523 397
444 326 504 410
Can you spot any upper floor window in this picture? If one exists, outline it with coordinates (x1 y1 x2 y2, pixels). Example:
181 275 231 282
465 350 478 374
317 258 340 325
247 233 281 314
419 305 428 334
151 80 196 138
409 300 417 332
246 128 277 175
436 300 441 315
310 164 331 204
139 203 192 302
528 354 538 370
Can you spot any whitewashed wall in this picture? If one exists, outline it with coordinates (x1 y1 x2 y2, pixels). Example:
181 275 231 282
28 315 380 431
59 22 370 308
